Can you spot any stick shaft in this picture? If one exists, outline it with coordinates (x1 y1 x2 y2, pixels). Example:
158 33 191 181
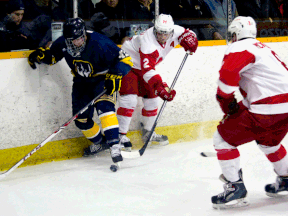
0 90 107 180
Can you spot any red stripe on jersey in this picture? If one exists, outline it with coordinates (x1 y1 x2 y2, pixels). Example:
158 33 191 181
252 93 288 105
142 108 158 117
216 149 240 160
266 145 287 162
219 50 255 86
117 107 134 117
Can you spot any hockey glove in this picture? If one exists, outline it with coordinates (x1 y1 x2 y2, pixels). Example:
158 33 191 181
178 29 198 55
105 73 123 95
28 47 46 69
155 82 176 102
216 94 239 115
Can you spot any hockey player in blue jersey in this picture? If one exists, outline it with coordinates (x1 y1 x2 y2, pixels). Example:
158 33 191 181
27 17 133 165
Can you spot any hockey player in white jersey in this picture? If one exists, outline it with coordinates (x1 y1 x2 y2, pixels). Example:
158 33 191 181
116 14 198 148
212 16 288 209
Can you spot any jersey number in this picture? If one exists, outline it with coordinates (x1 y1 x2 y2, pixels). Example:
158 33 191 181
143 58 149 68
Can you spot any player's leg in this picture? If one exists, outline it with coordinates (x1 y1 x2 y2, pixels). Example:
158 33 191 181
117 94 138 150
140 78 168 146
255 113 288 197
95 93 122 163
72 82 108 157
258 143 288 197
212 105 254 209
212 130 249 209
117 70 139 150
141 97 169 146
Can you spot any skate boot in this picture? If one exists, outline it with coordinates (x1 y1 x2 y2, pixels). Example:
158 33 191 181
265 176 288 197
83 138 109 157
119 134 132 151
140 123 169 146
211 169 249 209
110 143 123 164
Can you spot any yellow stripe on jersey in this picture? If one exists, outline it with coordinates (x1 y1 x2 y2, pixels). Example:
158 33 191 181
81 122 101 139
120 56 133 67
99 112 119 131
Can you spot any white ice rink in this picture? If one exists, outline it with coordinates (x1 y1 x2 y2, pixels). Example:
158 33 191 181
1 139 288 216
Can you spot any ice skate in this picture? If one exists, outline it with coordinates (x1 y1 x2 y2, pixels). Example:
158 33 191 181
83 138 109 157
140 123 169 146
212 169 249 209
119 134 132 151
110 143 123 163
265 176 288 197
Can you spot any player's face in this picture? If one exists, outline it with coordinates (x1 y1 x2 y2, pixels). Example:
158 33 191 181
104 0 119 8
156 32 170 44
10 10 24 25
232 33 237 43
72 35 86 47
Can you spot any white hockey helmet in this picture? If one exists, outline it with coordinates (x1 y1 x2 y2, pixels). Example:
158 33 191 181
228 16 257 42
153 14 174 44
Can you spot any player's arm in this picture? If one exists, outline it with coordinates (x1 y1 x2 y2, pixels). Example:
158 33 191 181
28 39 64 70
216 50 255 114
105 48 133 95
177 27 198 55
140 50 176 102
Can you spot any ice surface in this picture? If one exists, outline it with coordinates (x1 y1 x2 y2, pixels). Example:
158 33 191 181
0 139 288 216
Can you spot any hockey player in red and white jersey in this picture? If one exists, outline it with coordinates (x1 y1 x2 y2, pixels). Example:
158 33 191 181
116 14 198 148
212 16 288 209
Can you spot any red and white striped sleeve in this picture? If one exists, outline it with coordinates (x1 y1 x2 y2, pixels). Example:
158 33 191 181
217 50 255 98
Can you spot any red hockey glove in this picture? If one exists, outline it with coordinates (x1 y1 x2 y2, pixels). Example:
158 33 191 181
155 82 176 102
216 94 239 115
178 29 198 55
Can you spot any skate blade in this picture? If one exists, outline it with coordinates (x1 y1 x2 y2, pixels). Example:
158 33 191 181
266 191 288 198
213 198 249 210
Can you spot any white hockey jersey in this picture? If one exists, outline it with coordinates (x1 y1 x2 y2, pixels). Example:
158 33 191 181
121 25 186 85
218 38 288 115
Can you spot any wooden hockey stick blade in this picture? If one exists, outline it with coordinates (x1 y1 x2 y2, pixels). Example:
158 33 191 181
200 151 217 157
121 150 141 158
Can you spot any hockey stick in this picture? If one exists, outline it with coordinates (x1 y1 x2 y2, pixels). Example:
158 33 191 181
226 0 233 44
200 151 217 157
121 53 189 159
0 89 107 180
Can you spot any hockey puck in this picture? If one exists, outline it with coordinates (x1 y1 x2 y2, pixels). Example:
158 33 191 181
110 164 118 172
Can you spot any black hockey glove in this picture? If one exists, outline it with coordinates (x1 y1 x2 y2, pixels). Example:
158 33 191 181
104 73 123 95
28 47 46 69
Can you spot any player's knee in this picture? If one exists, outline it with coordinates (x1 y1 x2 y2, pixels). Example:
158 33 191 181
75 118 94 130
97 101 118 132
143 97 159 110
258 143 281 155
96 100 115 114
213 130 236 151
119 94 138 108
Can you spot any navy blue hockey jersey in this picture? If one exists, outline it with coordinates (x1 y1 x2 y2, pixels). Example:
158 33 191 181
49 31 132 79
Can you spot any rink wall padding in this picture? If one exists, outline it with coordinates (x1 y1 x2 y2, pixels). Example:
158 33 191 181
0 120 219 171
1 37 288 171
